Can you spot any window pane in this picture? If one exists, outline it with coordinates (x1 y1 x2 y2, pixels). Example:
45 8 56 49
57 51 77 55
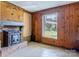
42 13 57 39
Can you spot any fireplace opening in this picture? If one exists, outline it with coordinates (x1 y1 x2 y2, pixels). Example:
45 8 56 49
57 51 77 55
1 26 23 47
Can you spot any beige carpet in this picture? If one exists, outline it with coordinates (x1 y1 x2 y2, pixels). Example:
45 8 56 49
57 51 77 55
4 42 79 57
1 41 27 57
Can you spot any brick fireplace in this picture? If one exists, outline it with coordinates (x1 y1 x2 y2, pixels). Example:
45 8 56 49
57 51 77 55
2 28 21 47
0 21 24 47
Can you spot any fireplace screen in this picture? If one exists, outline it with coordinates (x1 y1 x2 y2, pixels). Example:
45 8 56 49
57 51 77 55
42 13 58 39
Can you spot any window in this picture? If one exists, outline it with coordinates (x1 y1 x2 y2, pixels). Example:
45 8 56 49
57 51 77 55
42 13 58 39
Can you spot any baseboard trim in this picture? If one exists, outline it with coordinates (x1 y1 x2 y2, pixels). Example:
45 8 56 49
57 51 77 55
23 36 31 42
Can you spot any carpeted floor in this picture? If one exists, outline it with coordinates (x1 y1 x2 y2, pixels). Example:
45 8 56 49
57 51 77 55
3 42 79 57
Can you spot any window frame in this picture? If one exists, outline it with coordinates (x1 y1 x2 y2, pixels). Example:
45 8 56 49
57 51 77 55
42 13 58 39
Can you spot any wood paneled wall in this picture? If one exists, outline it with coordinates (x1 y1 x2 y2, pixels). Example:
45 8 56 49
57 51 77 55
0 1 31 22
32 2 79 49
22 12 32 41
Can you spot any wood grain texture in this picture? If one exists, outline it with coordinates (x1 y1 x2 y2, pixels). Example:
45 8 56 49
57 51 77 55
0 1 31 22
32 2 79 49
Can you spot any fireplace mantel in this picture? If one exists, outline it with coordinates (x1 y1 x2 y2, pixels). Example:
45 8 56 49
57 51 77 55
0 21 24 26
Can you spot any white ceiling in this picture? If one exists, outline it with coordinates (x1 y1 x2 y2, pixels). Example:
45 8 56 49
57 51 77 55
9 1 76 12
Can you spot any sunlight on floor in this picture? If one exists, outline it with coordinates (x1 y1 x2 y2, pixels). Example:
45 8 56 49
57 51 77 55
2 42 79 57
